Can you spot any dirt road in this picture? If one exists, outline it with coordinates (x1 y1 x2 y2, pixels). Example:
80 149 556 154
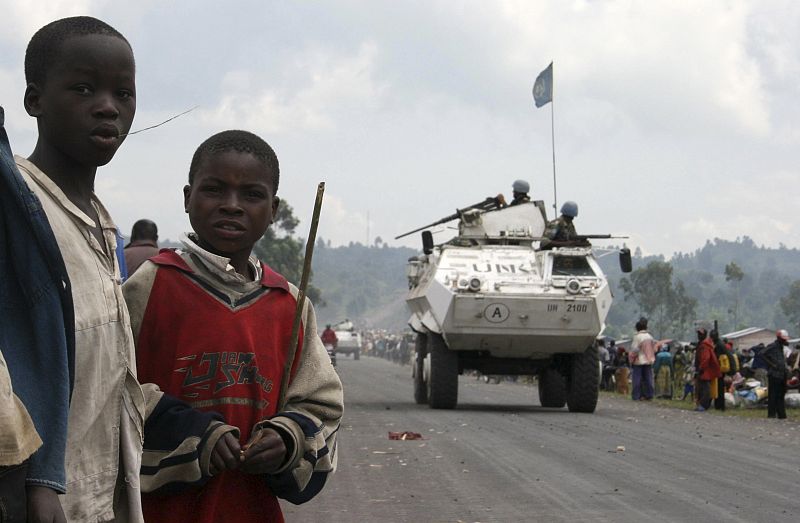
283 356 799 522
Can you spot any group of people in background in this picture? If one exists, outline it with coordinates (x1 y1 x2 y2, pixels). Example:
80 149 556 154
360 330 414 365
599 318 799 420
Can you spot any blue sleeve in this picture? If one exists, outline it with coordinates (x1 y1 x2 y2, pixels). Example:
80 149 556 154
116 228 128 282
0 107 75 492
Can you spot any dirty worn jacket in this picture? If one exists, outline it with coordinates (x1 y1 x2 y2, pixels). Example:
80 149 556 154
15 156 147 521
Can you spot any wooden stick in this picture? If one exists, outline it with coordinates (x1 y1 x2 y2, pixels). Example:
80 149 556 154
278 182 325 408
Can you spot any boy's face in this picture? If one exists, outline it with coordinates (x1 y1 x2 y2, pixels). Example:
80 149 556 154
184 150 278 263
25 34 136 167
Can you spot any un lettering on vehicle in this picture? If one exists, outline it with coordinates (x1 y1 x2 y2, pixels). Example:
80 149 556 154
472 263 532 274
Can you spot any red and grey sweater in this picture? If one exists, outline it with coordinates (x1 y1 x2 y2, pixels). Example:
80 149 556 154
123 248 343 523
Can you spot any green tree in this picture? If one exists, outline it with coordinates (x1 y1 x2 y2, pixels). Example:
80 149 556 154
252 200 322 304
724 261 745 329
670 280 697 338
619 261 696 338
620 261 672 336
780 280 800 334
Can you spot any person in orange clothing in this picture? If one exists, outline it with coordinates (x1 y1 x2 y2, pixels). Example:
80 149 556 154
694 327 721 412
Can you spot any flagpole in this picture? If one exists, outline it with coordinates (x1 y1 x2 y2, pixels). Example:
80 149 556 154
551 95 557 214
533 61 556 215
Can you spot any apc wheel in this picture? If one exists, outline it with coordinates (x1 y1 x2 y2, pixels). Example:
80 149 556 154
567 345 600 413
354 349 360 360
413 333 428 404
427 333 458 409
538 368 567 408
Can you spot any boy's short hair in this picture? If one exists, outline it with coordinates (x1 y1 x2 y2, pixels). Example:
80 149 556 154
25 16 131 86
188 130 280 193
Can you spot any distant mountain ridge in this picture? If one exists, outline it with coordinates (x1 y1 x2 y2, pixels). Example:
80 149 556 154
311 241 418 330
599 236 800 338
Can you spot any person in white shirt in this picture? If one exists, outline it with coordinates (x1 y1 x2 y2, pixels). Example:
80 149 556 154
629 317 656 400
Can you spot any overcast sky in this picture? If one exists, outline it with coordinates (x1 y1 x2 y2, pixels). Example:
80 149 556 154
1 1 798 257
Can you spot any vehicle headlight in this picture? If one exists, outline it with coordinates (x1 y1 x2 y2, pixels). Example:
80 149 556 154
468 277 483 292
566 278 581 295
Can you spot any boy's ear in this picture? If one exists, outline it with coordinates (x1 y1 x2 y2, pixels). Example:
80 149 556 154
24 83 43 117
271 196 280 222
183 184 192 213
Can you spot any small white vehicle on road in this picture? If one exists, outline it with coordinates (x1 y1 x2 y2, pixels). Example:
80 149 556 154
333 319 362 360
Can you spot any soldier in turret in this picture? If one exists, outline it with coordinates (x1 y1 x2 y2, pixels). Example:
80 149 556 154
494 180 549 223
540 201 590 249
509 179 531 206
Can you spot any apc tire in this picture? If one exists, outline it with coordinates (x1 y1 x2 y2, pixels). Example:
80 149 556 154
427 333 458 409
538 368 567 408
354 349 360 360
567 345 600 413
413 333 428 404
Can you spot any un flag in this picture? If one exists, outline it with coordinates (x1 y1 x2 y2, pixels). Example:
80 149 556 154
533 62 553 108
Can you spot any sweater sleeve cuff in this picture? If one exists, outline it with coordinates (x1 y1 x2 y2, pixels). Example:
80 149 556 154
199 422 240 477
253 416 303 474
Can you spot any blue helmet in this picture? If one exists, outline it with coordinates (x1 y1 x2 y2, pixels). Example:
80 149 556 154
560 201 578 218
512 179 530 193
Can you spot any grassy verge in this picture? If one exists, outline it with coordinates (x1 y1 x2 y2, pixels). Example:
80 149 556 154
599 390 799 420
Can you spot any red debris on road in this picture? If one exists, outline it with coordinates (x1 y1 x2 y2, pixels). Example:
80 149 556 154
388 431 423 440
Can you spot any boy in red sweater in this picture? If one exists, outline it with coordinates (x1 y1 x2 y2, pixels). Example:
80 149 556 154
123 130 343 522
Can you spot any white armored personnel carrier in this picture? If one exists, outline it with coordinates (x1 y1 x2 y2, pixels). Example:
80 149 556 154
397 198 631 412
333 319 361 360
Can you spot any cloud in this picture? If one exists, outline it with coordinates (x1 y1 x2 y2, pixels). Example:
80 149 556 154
201 41 387 134
679 217 721 237
1 1 799 259
715 170 799 209
314 193 368 246
675 203 794 254
0 0 102 45
497 1 770 137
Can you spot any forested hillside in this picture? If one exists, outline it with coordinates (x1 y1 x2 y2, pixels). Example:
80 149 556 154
312 240 418 330
600 237 800 339
312 236 800 339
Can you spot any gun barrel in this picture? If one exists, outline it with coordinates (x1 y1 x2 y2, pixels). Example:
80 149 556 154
394 212 459 239
575 234 629 239
394 197 501 240
532 234 628 242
